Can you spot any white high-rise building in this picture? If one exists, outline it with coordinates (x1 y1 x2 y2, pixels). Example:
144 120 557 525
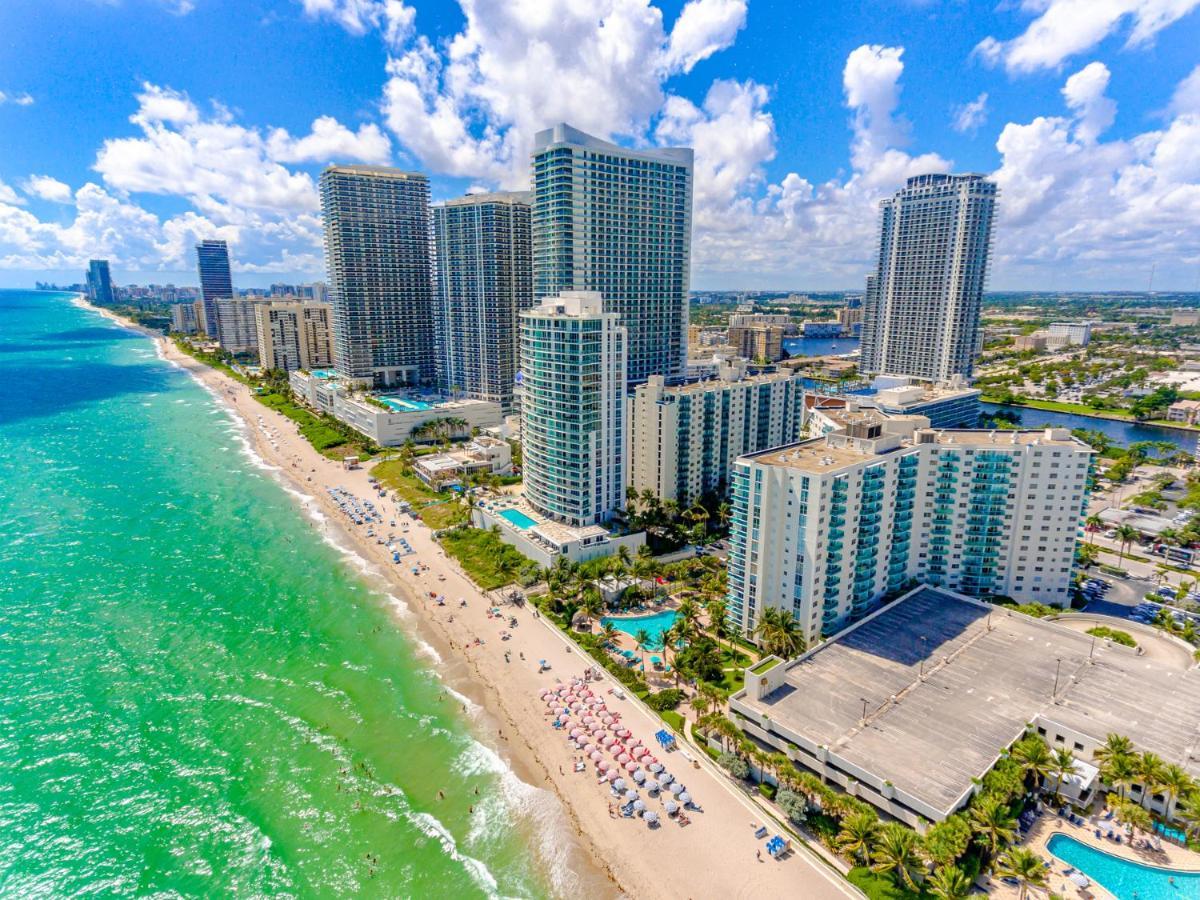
433 191 532 412
532 123 693 384
861 174 997 382
629 361 804 505
520 291 627 527
727 413 1092 644
212 299 264 356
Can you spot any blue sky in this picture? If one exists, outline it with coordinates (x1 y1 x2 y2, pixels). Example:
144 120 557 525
0 0 1198 291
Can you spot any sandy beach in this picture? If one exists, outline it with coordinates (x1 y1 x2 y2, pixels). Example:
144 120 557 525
81 299 859 900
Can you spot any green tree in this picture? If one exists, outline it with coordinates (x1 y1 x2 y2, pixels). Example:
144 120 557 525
969 795 1017 860
1010 736 1053 792
836 811 881 866
1092 733 1134 767
1137 751 1167 810
927 864 973 900
870 823 924 892
922 815 972 869
1159 764 1195 822
633 628 652 673
1114 523 1140 563
994 847 1049 900
1049 748 1077 802
754 607 805 659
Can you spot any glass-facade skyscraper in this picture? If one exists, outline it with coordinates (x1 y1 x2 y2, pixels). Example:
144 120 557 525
320 165 435 387
195 240 233 301
520 292 627 526
433 191 532 412
531 123 693 385
86 259 114 306
860 174 997 382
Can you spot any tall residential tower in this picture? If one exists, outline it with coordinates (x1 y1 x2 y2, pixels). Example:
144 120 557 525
320 165 435 387
531 123 693 384
86 260 114 306
520 292 627 527
433 191 532 411
860 174 997 382
195 240 233 300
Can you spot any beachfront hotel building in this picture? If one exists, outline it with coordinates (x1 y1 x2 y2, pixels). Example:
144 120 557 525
254 301 334 372
211 299 263 357
320 165 435 388
520 291 627 527
432 191 532 411
86 259 115 306
196 240 233 301
726 413 1092 645
629 360 805 505
532 123 693 384
170 302 199 334
860 174 997 382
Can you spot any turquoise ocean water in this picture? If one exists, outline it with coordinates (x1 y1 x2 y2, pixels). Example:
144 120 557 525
0 291 570 897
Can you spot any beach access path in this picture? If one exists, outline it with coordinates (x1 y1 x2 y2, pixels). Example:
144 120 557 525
87 303 860 900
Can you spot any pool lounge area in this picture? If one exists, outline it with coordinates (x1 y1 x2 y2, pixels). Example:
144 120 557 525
497 508 539 530
601 610 679 651
378 396 433 412
1047 832 1200 900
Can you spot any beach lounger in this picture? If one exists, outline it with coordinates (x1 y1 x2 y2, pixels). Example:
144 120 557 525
754 826 768 839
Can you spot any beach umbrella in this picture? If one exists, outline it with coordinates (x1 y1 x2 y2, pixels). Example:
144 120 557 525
670 782 684 795
584 743 596 754
664 800 679 814
645 778 659 792
1069 873 1090 889
598 760 611 771
624 761 638 772
590 751 602 762
569 728 582 737
624 790 638 802
644 811 659 825
613 777 627 791
632 770 646 783
679 792 692 805
633 800 646 813
649 763 663 774
658 771 672 784
617 753 631 764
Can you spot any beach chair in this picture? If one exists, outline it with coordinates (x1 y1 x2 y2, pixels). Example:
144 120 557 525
754 826 768 839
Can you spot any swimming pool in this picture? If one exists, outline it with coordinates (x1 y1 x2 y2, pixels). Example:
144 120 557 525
378 397 433 412
601 610 679 650
1047 832 1200 899
498 508 538 530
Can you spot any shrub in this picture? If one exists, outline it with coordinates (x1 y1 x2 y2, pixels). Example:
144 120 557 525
646 688 684 711
759 782 777 801
1086 625 1136 647
776 788 809 826
717 752 749 779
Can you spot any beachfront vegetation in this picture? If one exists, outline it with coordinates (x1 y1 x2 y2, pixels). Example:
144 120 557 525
439 525 540 590
1085 625 1137 647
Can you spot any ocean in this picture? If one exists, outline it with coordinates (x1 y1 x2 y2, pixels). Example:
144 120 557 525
0 291 565 897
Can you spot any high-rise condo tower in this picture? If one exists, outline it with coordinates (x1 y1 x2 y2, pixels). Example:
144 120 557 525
320 165 435 387
860 174 997 382
531 123 693 385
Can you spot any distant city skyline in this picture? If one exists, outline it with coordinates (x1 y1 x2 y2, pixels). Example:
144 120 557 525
1 1 1198 291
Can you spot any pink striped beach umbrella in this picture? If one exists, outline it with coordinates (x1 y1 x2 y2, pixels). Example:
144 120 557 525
598 760 611 771
625 761 639 773
590 751 602 762
617 753 631 764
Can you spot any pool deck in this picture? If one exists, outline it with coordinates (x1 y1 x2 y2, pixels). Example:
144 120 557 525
986 809 1200 900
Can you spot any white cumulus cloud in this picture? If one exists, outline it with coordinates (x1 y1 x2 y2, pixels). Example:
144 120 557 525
952 92 989 134
22 175 73 203
975 0 1200 74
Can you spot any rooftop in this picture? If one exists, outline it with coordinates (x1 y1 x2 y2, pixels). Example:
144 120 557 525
736 587 1200 818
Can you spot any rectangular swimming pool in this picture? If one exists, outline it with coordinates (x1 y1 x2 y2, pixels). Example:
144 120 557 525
498 508 538 530
378 397 433 412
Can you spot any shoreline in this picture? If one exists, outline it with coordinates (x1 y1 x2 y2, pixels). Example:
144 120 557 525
76 296 859 900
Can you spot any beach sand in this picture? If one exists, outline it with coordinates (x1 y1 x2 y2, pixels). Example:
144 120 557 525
83 300 859 900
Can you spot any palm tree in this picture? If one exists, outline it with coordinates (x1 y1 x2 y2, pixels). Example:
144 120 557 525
704 597 730 657
600 621 619 649
1084 513 1103 543
870 823 924 892
754 607 805 659
1010 737 1054 792
688 689 714 719
1102 753 1138 801
634 628 652 673
1049 747 1077 802
579 591 603 632
676 596 702 633
969 795 1017 860
927 865 973 900
685 504 710 541
750 746 771 784
1116 799 1153 842
1137 751 1167 810
1093 733 1135 768
837 811 881 866
994 847 1048 900
1159 764 1194 822
716 500 732 531
1114 523 1140 563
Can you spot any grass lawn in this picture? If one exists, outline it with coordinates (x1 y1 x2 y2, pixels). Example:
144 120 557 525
660 709 685 733
257 392 351 453
419 501 468 531
439 526 533 590
750 656 782 675
372 461 450 508
847 868 928 900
